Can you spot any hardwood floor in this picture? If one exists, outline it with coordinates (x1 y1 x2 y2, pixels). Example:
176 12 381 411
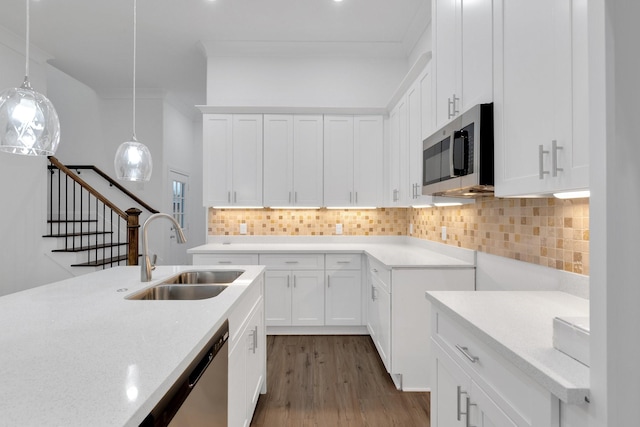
250 335 431 427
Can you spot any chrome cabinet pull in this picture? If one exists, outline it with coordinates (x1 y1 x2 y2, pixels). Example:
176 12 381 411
452 94 459 117
288 191 292 203
457 386 465 421
336 261 350 264
295 192 298 203
285 261 299 264
327 275 331 288
455 345 479 363
466 396 477 427
293 275 296 288
371 285 377 301
227 191 231 203
349 192 353 204
355 192 358 204
538 145 550 179
233 191 237 203
287 275 290 288
218 260 232 264
552 140 564 177
252 326 258 353
448 94 460 119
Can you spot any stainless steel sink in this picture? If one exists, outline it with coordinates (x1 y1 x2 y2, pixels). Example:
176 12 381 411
126 269 245 300
161 270 244 285
127 284 228 300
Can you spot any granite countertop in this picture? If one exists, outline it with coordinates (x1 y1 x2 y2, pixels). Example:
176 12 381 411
0 265 265 427
425 291 590 404
188 240 475 269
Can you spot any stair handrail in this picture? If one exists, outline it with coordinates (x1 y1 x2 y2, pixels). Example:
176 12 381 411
48 156 159 214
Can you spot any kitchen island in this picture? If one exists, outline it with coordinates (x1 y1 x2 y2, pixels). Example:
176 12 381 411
0 265 265 427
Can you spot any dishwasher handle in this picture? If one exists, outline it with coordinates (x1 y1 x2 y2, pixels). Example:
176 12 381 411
188 351 215 388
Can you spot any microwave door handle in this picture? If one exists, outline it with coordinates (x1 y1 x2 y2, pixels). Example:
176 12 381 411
450 132 460 178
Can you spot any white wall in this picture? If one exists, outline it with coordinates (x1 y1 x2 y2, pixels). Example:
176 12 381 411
206 55 408 107
0 39 73 295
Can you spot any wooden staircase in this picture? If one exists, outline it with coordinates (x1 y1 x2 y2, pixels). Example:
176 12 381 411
45 157 158 271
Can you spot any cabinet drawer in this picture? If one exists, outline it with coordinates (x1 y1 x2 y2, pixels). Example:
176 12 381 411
326 253 362 270
367 256 391 291
434 309 548 427
192 253 259 266
259 253 325 270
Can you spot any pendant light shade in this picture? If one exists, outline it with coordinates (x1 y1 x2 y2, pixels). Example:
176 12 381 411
115 0 152 182
114 137 152 181
0 0 60 156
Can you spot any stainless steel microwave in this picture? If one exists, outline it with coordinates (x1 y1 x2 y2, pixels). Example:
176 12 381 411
422 103 494 197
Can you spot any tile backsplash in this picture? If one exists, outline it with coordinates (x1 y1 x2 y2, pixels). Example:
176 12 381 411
207 196 589 275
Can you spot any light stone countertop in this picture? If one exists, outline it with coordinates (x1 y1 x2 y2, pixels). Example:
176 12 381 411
0 265 265 427
425 291 590 404
188 240 475 269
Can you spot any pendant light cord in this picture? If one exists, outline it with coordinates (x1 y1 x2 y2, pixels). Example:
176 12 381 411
132 0 137 140
24 0 30 81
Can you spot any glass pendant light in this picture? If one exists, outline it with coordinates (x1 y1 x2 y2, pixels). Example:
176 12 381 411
115 0 152 182
0 0 60 156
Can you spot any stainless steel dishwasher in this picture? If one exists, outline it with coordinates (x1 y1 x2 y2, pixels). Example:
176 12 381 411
141 320 229 427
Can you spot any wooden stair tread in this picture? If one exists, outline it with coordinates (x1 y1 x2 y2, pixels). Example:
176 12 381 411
71 255 129 267
52 242 127 253
47 219 98 223
43 231 114 238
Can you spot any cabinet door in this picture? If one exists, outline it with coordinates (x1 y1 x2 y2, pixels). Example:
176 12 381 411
291 270 325 326
324 115 354 206
366 278 377 340
353 116 384 207
245 304 265 422
325 270 362 326
293 115 324 207
460 0 493 113
263 115 293 207
264 271 292 326
434 0 461 128
371 277 391 372
203 114 233 206
470 380 518 427
432 341 469 427
387 103 402 206
494 0 573 196
407 80 422 202
232 115 263 206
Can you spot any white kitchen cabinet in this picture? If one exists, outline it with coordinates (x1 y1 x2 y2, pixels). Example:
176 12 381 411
366 257 392 373
433 0 493 129
324 115 384 207
392 268 475 391
386 102 403 206
325 254 362 326
228 274 265 427
493 0 589 197
263 115 323 207
202 114 263 207
431 306 559 427
261 254 325 327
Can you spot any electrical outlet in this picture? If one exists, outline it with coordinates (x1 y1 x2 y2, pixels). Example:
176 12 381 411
336 223 343 235
409 223 414 235
441 226 447 240
240 223 247 235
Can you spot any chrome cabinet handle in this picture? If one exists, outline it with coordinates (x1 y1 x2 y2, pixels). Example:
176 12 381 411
355 192 358 204
455 345 479 363
466 396 477 427
327 275 331 288
336 261 350 264
218 260 232 264
448 94 460 119
349 192 353 204
293 275 296 288
227 191 231 203
371 285 377 301
538 145 550 179
251 326 258 353
287 275 290 288
457 386 465 421
233 191 237 203
452 94 459 117
285 261 299 264
552 140 564 177
288 191 292 203
295 192 298 203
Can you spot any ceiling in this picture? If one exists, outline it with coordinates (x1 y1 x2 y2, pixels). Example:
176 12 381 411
0 0 430 112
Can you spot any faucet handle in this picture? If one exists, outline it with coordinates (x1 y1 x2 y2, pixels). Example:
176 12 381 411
151 254 157 270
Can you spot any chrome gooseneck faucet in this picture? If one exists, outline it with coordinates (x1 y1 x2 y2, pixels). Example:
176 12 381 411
141 213 187 282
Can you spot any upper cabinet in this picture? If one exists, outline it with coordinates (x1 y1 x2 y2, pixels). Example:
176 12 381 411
433 0 493 129
493 0 589 197
263 115 324 207
324 115 384 207
203 114 263 207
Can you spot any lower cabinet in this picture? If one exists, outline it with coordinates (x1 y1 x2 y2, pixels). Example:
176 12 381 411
264 270 325 326
228 276 265 427
325 254 362 326
367 269 391 372
431 306 560 427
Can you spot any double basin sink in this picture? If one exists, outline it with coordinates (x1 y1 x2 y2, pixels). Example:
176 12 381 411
127 270 245 300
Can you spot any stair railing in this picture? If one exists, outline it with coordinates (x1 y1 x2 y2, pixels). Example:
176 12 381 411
47 156 158 268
